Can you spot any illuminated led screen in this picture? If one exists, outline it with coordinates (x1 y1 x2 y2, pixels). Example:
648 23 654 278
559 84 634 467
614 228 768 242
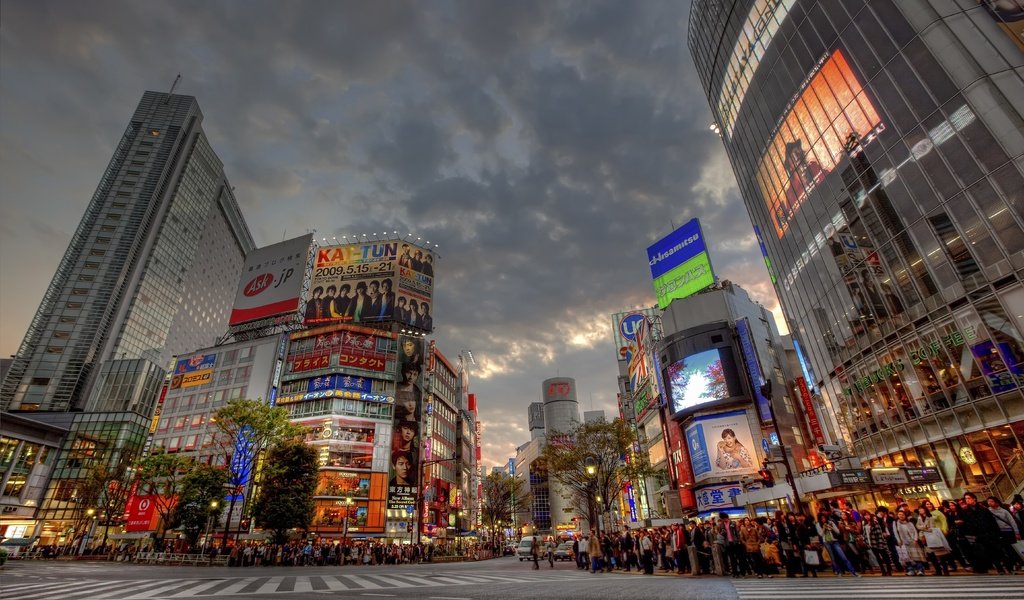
668 348 729 413
755 49 883 238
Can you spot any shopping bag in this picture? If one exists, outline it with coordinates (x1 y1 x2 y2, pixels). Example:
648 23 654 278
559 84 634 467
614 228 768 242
803 549 820 566
1012 540 1024 563
922 529 947 550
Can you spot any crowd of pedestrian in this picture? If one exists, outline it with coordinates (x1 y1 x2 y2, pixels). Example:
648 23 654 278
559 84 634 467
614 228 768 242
559 492 1024 578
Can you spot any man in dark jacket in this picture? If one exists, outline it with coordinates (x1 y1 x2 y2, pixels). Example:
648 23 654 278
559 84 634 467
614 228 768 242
957 491 1003 574
619 530 634 572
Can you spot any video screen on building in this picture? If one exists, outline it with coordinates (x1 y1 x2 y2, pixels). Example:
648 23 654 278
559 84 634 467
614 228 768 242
755 49 884 238
667 348 731 413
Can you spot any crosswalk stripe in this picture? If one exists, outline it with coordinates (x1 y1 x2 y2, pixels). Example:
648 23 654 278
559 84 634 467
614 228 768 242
22 579 133 599
342 573 383 589
361 574 418 588
251 576 285 595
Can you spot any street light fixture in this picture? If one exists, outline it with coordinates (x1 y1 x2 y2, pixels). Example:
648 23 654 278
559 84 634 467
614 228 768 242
202 500 220 555
584 456 597 476
342 497 354 543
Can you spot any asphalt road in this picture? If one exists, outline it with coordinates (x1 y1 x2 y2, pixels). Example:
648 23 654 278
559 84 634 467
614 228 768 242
2 556 1023 600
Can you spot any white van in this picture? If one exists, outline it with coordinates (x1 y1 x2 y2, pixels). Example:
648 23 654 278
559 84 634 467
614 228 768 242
516 536 539 561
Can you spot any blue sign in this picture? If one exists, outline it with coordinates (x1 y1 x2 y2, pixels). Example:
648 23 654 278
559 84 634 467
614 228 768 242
769 432 779 445
508 458 515 476
736 318 772 423
229 424 255 487
306 374 372 394
647 218 706 280
762 438 770 454
792 339 816 388
626 484 638 522
619 313 647 342
686 422 712 479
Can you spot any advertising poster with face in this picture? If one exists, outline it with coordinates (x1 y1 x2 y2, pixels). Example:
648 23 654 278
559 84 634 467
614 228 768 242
305 241 434 331
388 336 424 510
685 410 759 483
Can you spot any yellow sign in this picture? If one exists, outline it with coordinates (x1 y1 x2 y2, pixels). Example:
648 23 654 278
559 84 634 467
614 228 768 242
180 369 213 389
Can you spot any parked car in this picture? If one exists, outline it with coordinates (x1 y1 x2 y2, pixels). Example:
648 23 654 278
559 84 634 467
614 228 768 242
553 541 574 561
503 543 516 556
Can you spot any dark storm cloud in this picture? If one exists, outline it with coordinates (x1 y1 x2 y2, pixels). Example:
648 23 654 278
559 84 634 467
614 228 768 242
0 0 781 467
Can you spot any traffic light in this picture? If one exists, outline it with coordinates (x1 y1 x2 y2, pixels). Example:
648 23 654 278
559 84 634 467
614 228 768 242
407 524 413 533
758 467 774 488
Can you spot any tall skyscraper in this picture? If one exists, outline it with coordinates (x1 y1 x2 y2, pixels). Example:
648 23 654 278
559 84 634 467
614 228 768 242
1 91 255 415
689 1 1024 501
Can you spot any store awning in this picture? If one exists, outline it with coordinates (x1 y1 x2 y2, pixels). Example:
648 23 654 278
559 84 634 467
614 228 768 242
0 537 36 546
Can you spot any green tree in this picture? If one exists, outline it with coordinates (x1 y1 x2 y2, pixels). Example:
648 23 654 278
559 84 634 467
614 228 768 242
133 450 194 544
481 472 530 548
541 418 656 534
250 440 317 545
210 398 304 545
170 463 228 550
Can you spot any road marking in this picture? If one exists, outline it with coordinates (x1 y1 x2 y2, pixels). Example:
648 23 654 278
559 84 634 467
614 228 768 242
360 594 395 598
429 597 472 599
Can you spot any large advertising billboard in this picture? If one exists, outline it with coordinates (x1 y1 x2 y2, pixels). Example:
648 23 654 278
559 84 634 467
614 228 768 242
610 307 658 363
170 354 216 390
229 234 312 326
755 49 883 238
647 219 715 309
388 336 425 510
735 318 772 423
685 410 758 483
305 241 435 331
667 348 729 413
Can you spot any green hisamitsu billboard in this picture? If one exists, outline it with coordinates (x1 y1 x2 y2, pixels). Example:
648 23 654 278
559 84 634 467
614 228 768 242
648 219 715 309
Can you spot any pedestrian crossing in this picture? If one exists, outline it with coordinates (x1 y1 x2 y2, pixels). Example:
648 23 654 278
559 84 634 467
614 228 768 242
1 570 596 599
732 574 1024 599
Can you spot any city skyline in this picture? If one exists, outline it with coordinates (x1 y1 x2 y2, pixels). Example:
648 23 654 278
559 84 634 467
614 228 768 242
0 1 781 468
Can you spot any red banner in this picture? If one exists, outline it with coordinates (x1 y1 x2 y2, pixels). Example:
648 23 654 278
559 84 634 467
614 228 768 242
796 377 826 445
338 350 386 371
291 352 331 373
124 494 160 532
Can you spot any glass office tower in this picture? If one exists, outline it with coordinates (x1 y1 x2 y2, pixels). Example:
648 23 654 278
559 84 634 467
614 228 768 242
689 0 1024 500
1 91 255 414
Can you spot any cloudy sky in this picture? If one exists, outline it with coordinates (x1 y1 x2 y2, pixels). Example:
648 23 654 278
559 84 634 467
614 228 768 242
0 0 782 469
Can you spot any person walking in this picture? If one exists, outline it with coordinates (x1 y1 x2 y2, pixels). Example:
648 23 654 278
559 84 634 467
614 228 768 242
863 511 893 576
916 505 950 575
894 509 927 576
545 537 556 568
588 531 602 574
639 530 655 575
957 491 1003 573
987 496 1023 573
530 537 540 570
817 512 859 577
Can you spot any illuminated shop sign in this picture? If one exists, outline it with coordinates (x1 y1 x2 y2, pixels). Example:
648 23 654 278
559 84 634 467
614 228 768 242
842 326 978 395
756 49 884 238
647 218 715 309
277 389 392 405
753 226 776 285
736 318 771 423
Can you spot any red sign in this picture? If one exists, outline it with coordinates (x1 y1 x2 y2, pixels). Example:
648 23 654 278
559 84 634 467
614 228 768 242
338 351 386 372
796 377 826 445
291 352 331 373
124 494 160 532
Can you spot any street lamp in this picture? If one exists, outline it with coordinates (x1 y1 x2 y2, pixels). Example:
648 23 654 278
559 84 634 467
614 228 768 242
202 501 219 555
584 456 597 476
80 509 97 555
342 497 354 544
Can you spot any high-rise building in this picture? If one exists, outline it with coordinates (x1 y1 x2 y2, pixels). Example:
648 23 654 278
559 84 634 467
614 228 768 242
0 91 254 544
2 91 255 414
527 402 545 440
689 1 1024 504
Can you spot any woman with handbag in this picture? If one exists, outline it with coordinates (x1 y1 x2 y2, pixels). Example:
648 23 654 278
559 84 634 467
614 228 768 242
863 511 893 575
916 506 951 575
816 513 860 577
894 509 928 575
796 513 819 577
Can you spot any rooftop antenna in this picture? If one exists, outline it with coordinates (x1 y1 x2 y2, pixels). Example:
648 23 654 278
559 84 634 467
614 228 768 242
163 74 181 104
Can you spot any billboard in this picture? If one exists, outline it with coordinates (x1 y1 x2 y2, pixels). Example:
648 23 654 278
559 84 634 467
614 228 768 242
736 318 772 423
694 483 744 514
685 410 758 483
304 241 435 331
170 354 216 390
755 49 884 238
647 218 715 309
667 348 729 414
388 336 425 510
124 493 162 532
229 234 312 326
610 307 658 363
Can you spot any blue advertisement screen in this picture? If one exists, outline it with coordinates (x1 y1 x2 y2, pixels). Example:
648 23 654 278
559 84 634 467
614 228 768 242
647 218 707 280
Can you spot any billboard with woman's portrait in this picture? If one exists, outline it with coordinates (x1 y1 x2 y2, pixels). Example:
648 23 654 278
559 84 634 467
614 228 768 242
685 410 759 483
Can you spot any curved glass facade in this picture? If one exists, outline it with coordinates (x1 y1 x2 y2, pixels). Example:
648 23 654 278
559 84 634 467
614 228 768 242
690 0 1024 499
